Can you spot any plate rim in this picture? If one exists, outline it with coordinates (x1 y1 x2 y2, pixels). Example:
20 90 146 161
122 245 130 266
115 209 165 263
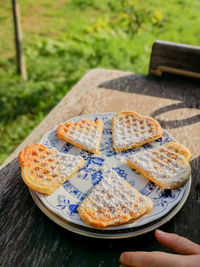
29 176 191 239
38 112 188 230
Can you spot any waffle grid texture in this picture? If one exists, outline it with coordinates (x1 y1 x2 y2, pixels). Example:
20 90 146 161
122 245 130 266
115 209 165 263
78 170 153 228
112 111 163 151
56 119 103 153
127 142 191 189
18 144 85 194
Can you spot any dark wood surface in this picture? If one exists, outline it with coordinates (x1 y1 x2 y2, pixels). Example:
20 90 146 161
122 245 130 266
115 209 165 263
0 70 200 267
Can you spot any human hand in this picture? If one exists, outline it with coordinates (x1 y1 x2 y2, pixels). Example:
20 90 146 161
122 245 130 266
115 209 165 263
119 229 200 267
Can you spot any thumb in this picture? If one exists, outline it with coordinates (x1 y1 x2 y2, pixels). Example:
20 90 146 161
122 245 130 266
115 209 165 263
155 229 200 255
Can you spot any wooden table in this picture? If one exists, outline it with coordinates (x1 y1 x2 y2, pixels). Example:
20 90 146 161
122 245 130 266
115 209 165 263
1 69 200 266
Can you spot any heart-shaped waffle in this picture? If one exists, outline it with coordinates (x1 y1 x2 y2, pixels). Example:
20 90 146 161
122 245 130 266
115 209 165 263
18 144 85 194
127 142 191 190
112 111 163 152
56 119 103 153
78 170 153 228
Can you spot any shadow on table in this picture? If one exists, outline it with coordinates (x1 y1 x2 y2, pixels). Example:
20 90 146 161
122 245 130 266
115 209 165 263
99 73 200 130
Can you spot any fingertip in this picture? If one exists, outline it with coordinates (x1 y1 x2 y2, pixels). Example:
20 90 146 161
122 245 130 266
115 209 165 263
120 251 131 264
155 229 167 236
155 230 200 254
120 252 125 263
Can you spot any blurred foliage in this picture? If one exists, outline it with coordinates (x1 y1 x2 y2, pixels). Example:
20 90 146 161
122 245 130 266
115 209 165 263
0 0 200 164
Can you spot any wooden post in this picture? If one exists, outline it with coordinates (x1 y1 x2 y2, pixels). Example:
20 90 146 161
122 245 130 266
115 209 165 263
12 0 27 81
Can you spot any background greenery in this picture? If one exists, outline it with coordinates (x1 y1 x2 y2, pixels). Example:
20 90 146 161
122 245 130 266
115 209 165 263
0 0 200 164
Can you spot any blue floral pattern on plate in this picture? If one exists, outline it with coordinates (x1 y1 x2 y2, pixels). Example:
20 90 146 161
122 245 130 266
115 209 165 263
37 113 187 230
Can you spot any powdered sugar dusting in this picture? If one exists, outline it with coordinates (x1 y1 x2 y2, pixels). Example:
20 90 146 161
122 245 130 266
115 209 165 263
113 113 158 149
79 170 153 223
128 145 191 188
63 120 103 151
31 149 84 185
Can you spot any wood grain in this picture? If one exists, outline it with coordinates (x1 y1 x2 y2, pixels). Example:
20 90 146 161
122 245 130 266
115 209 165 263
0 69 199 267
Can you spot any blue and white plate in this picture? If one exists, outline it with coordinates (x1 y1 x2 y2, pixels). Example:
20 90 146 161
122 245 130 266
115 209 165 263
36 113 189 230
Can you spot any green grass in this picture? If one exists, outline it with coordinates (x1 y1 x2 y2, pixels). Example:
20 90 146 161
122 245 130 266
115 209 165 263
0 0 200 164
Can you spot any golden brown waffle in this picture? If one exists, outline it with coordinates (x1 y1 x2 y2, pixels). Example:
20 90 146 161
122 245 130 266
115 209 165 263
112 111 163 152
127 142 192 190
18 144 85 194
56 119 103 154
78 170 153 228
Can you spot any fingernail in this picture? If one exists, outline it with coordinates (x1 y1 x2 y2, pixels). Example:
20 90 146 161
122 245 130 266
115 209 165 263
156 229 166 235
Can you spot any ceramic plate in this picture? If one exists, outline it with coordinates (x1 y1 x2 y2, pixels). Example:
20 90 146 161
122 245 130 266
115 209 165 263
30 177 191 238
34 113 190 230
